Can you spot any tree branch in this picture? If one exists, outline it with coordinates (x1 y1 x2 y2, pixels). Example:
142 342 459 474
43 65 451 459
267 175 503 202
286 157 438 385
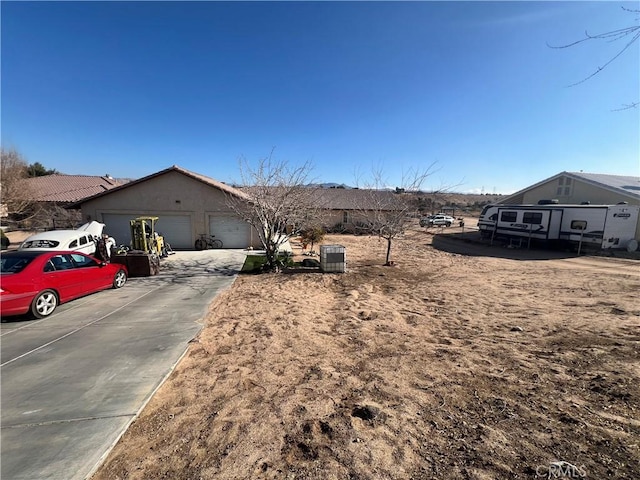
547 6 639 88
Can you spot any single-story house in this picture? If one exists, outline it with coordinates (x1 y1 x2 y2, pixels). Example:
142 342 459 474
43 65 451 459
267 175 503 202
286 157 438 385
499 171 640 240
315 188 405 232
68 165 262 249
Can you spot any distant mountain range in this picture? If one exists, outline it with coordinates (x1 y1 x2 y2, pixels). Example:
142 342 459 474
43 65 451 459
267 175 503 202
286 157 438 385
308 183 354 189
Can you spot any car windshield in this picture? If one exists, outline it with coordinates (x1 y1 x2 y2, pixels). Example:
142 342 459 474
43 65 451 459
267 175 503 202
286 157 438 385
21 239 61 248
0 254 36 273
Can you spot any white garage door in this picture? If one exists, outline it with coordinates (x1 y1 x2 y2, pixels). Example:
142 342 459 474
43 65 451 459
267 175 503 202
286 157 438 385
209 215 252 248
102 214 193 249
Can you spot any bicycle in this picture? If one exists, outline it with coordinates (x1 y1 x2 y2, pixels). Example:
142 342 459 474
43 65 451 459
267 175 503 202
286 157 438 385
194 233 223 250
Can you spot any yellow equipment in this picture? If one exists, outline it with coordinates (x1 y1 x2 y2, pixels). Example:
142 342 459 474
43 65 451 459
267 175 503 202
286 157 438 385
129 216 166 256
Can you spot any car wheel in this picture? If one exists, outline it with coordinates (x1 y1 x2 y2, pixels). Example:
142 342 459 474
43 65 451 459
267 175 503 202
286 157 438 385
446 222 452 227
30 290 58 319
113 269 127 289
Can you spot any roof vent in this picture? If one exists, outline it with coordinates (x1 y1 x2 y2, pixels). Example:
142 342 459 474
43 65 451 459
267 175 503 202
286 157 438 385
537 199 559 205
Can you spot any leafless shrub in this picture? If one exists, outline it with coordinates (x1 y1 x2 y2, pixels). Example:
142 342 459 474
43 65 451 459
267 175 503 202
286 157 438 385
227 150 320 271
1 148 40 224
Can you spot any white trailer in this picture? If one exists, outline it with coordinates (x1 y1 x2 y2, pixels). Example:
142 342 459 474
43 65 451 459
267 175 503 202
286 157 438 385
477 204 639 250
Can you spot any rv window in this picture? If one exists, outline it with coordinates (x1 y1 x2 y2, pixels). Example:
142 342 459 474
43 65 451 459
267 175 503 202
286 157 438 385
500 211 517 223
523 212 543 224
571 220 587 230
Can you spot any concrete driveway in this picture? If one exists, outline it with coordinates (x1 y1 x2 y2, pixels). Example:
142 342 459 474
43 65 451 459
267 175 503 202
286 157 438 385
1 249 246 480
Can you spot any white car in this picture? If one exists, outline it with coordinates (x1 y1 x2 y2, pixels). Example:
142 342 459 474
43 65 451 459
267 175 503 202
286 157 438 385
420 214 456 227
18 221 105 256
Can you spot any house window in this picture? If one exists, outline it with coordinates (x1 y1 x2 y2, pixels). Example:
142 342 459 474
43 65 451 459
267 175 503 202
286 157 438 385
558 177 572 196
523 212 543 224
343 211 350 224
500 211 517 223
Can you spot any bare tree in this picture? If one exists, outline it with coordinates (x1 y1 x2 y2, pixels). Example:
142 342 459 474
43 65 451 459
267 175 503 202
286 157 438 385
353 165 438 266
1 148 39 223
30 203 82 230
226 150 320 271
548 6 639 110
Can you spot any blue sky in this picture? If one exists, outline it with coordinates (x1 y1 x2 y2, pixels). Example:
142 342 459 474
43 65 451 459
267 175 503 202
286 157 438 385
2 1 638 194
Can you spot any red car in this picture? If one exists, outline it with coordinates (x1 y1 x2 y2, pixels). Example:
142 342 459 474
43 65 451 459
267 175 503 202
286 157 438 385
1 250 128 319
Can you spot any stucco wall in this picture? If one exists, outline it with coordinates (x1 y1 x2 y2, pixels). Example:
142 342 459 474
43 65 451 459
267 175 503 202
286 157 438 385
521 179 638 207
79 171 257 246
322 210 389 232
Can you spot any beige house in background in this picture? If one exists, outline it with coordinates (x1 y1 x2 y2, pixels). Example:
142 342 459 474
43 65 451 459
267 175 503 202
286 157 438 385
315 188 402 232
499 171 640 241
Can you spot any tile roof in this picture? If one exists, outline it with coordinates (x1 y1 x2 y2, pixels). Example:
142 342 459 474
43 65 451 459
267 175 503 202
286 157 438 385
314 188 403 210
60 165 403 211
23 174 129 203
171 166 251 201
67 165 250 207
240 186 404 211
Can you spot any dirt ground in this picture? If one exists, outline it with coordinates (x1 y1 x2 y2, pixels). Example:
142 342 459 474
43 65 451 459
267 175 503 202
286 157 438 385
93 224 640 480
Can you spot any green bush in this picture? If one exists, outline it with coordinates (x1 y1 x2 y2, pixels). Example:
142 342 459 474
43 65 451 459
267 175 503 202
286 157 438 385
241 254 268 273
241 252 294 273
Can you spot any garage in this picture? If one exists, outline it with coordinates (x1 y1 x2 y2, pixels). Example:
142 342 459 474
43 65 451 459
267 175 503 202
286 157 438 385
208 215 254 249
102 214 193 249
74 166 263 250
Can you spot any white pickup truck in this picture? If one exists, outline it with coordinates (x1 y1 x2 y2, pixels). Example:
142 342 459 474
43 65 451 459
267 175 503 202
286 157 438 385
420 214 456 227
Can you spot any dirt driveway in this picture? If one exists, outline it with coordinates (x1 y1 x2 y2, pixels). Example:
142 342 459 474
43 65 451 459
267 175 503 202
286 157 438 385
93 228 639 480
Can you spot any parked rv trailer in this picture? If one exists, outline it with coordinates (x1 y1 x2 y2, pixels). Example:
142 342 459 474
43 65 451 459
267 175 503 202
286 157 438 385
478 204 639 250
